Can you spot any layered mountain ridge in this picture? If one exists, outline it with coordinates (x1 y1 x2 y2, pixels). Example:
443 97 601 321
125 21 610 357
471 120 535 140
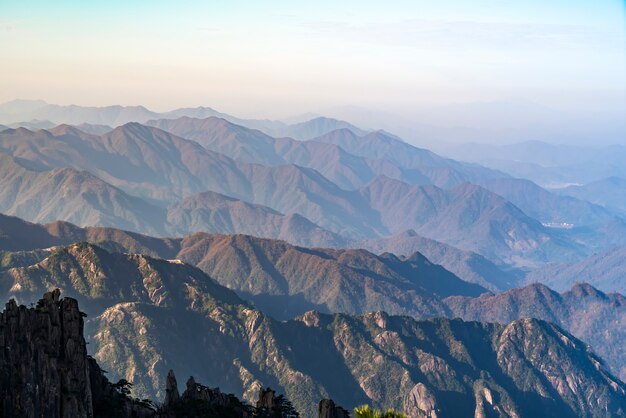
0 118 606 268
3 99 626 418
4 214 626 388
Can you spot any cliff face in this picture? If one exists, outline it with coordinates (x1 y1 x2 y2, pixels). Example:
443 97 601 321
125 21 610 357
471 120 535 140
0 289 153 418
0 289 93 417
0 289 303 418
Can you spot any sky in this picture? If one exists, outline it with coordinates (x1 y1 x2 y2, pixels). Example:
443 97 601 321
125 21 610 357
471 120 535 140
0 0 624 142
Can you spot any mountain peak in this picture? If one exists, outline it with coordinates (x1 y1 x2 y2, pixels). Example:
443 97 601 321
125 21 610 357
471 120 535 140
568 282 607 299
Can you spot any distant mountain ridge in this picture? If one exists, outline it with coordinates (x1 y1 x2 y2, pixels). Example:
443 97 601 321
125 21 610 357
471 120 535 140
0 99 366 140
524 245 626 294
0 213 506 291
361 229 520 291
0 105 622 269
146 116 507 190
0 153 167 236
0 213 485 320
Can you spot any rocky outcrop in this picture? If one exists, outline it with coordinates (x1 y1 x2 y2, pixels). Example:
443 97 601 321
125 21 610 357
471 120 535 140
318 399 350 418
160 371 252 417
0 289 153 418
0 289 93 417
257 387 278 411
403 384 439 418
163 370 180 407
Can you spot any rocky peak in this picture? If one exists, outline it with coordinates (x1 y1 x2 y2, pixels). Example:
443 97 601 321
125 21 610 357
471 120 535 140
0 289 154 418
318 399 350 418
257 387 277 410
163 370 180 407
0 289 94 417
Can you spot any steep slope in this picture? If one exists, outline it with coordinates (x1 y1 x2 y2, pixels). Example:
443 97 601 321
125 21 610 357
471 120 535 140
0 213 71 251
0 154 166 235
446 283 626 381
147 116 286 166
312 129 505 187
0 289 155 418
148 116 409 190
0 217 483 320
0 213 182 261
0 242 243 311
235 163 383 238
361 177 583 267
0 123 252 202
0 215 483 320
166 191 348 247
361 230 519 291
174 234 485 319
2 244 625 417
416 183 582 265
95 304 626 418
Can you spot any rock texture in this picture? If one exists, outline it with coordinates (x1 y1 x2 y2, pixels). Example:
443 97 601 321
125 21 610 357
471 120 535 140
160 370 253 417
318 399 350 418
0 289 152 418
0 289 93 417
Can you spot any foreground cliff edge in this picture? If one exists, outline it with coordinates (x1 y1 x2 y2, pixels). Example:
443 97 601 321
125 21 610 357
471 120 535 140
0 289 319 418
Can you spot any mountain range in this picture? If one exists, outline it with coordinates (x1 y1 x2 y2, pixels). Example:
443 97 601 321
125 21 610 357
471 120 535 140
4 213 626 387
4 99 626 417
2 240 626 417
0 119 594 268
2 105 624 271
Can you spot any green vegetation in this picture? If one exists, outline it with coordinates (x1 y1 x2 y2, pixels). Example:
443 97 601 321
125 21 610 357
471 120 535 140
353 405 406 418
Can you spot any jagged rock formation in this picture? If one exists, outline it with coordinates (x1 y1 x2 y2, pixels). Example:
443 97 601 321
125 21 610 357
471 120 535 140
160 370 252 417
164 370 180 407
0 289 153 418
403 384 439 418
318 399 350 418
0 290 296 418
444 283 626 381
0 289 93 417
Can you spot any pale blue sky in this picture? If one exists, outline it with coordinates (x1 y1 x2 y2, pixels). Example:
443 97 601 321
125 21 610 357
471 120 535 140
0 0 624 121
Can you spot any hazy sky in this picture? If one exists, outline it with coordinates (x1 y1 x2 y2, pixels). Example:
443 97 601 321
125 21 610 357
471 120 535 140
1 0 624 122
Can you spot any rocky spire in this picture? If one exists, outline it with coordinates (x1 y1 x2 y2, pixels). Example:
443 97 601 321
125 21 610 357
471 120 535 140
0 289 94 417
318 399 351 418
163 370 180 407
256 387 277 410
